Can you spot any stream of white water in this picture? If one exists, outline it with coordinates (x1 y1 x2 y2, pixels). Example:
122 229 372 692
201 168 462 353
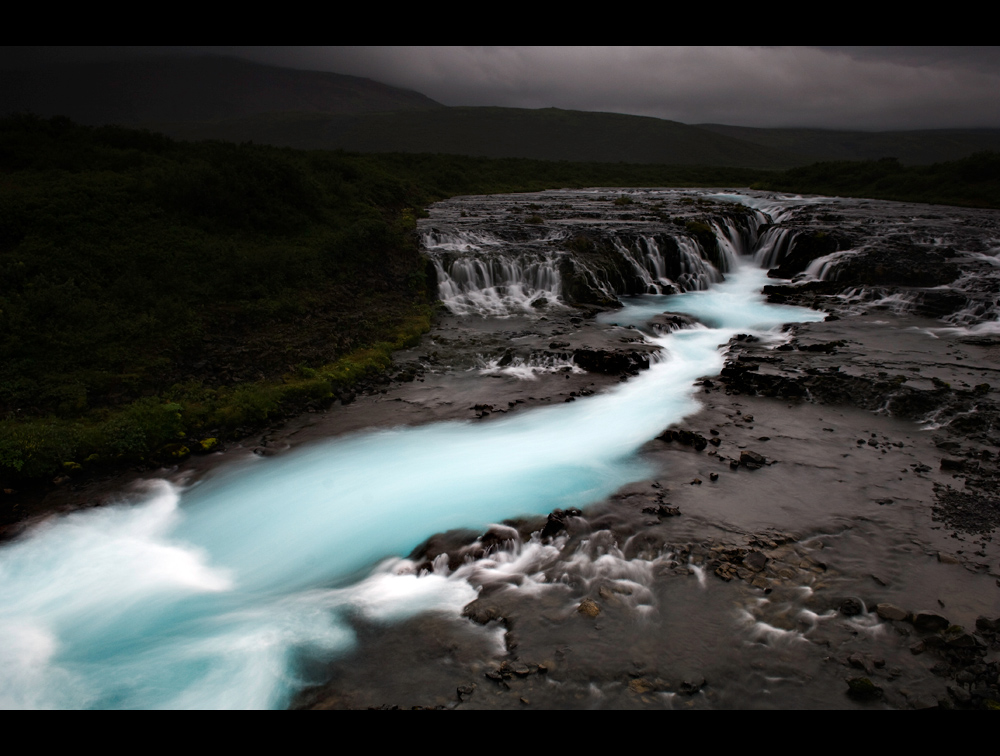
0 263 823 709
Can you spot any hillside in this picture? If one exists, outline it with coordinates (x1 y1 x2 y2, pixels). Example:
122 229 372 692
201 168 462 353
697 123 1000 166
0 115 772 490
0 55 443 125
7 55 1000 169
156 106 802 169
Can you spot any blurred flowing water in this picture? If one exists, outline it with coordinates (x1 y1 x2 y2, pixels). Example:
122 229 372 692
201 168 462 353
0 210 827 708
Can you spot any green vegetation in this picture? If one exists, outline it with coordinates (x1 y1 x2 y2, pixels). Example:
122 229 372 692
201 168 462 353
696 124 1000 166
0 115 440 486
756 154 1000 209
157 106 802 169
0 115 771 488
3 115 998 490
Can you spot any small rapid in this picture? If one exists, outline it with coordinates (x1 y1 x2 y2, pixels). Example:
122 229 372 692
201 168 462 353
2 186 847 709
0 260 823 709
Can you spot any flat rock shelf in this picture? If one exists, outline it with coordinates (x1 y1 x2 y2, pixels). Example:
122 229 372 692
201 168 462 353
4 189 999 710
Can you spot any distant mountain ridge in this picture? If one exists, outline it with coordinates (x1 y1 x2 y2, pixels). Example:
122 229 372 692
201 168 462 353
0 55 443 124
4 54 1000 168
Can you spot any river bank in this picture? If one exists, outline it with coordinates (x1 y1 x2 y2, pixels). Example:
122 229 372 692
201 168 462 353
3 188 998 709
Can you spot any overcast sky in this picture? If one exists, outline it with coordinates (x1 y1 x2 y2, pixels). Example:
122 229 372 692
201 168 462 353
6 46 1000 131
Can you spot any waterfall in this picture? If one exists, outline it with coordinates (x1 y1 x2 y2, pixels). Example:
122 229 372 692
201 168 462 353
431 253 564 316
610 237 673 294
0 263 825 710
675 236 723 291
754 227 798 269
803 248 863 280
422 207 767 314
708 217 749 269
421 229 505 252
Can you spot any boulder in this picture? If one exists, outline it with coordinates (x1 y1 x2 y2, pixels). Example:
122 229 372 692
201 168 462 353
657 428 708 451
876 603 909 622
573 348 650 375
912 610 950 633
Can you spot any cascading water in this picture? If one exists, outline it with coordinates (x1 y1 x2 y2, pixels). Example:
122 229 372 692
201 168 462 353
611 237 673 294
609 234 727 295
424 228 565 316
754 227 798 269
0 193 826 710
708 217 750 267
431 253 564 316
674 236 722 291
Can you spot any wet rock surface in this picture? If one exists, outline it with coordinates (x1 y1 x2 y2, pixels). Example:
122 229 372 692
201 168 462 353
13 189 1000 709
288 191 1000 710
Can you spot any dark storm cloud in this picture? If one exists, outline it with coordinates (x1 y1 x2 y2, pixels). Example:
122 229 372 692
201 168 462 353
817 46 1000 76
5 47 999 130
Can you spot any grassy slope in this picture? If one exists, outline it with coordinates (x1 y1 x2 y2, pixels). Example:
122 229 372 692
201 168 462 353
0 56 444 125
0 116 771 490
755 154 1000 210
154 107 803 170
2 116 997 494
0 116 435 484
697 123 1000 166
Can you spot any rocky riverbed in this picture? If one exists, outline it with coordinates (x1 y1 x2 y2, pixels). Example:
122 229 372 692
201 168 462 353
297 190 1000 709
6 189 1000 709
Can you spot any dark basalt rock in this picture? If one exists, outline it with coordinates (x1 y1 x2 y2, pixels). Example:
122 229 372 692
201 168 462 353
846 676 883 700
540 507 582 539
767 230 849 278
914 290 969 319
932 486 1000 535
821 245 961 288
740 450 766 469
876 604 909 622
408 528 481 572
462 600 506 625
657 428 708 451
479 524 520 554
573 348 650 375
648 312 704 334
912 610 951 633
840 597 865 616
719 361 967 422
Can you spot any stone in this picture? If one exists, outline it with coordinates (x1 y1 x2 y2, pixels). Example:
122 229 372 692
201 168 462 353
948 685 972 704
457 684 476 702
628 678 654 694
573 348 650 375
744 551 767 572
511 663 531 677
848 653 875 675
975 615 999 633
462 600 504 625
578 598 601 618
678 677 706 696
876 603 909 622
912 610 950 632
943 629 985 650
840 597 864 616
846 677 882 700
